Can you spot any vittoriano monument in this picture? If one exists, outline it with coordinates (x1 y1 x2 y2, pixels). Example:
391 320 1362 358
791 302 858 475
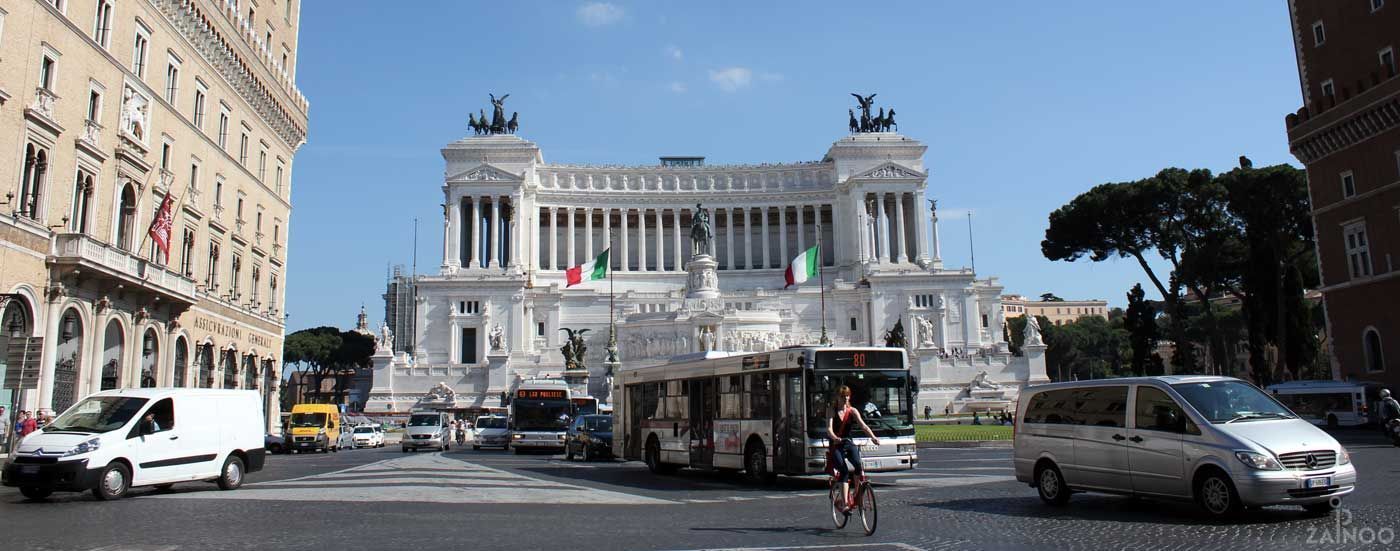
848 92 896 133
468 93 520 135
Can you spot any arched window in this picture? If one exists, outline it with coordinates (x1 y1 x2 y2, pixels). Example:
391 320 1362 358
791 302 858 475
71 172 94 233
116 184 137 250
18 144 48 219
173 337 188 388
1364 329 1385 373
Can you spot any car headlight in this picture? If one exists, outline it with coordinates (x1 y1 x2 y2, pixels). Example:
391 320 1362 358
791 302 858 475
513 433 523 439
1338 448 1351 465
318 428 327 436
558 434 566 441
1235 451 1283 470
62 437 101 457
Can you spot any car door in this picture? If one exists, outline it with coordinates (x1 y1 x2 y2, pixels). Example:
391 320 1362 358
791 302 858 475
129 398 191 484
1127 385 1190 497
1068 386 1132 492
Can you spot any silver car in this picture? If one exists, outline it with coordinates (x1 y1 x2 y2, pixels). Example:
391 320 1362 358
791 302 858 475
402 411 451 452
1014 376 1356 518
472 415 510 450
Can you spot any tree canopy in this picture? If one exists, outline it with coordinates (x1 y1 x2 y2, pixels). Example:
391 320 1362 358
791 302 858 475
283 326 376 406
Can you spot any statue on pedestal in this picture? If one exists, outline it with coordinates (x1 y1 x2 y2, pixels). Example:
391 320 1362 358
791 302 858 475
425 382 455 403
916 316 936 348
1024 315 1044 346
489 323 505 351
883 319 907 348
690 204 712 257
559 328 590 370
968 371 1001 391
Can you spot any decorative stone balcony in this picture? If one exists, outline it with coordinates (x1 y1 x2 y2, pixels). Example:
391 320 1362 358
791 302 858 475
25 87 63 135
51 233 199 306
80 119 103 149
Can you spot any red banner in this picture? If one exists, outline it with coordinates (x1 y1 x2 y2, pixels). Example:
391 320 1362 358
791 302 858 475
147 193 175 263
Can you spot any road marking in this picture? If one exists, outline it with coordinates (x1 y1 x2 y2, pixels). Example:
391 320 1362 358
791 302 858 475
154 452 675 505
664 543 925 551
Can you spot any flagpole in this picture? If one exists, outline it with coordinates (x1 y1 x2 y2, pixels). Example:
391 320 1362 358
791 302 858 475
817 222 830 345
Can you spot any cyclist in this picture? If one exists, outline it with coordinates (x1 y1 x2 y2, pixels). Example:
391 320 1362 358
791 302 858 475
827 385 881 512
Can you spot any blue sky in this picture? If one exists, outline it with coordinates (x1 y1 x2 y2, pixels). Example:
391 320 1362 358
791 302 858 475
285 1 1303 332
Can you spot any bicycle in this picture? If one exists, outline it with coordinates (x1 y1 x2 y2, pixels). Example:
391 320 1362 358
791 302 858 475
828 470 877 536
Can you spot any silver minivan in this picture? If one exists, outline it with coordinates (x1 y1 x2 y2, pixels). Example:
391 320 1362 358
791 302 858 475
1014 376 1356 518
401 411 451 452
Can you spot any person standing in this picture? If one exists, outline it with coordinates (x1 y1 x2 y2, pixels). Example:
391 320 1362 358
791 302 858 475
19 411 37 438
923 405 932 420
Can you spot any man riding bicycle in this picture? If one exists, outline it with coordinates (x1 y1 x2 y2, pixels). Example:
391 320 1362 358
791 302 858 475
826 385 881 512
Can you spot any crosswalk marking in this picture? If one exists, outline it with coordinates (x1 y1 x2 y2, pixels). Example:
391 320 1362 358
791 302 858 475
155 453 675 505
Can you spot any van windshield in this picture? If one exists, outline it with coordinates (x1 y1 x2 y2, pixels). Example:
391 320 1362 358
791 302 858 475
1172 380 1297 424
289 412 327 428
409 414 442 427
47 396 149 433
476 417 507 429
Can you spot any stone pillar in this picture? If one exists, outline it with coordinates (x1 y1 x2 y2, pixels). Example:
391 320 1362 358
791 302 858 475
929 203 942 268
914 193 931 267
725 208 735 270
655 208 665 271
672 208 682 271
873 192 884 264
530 204 541 273
620 208 630 272
855 200 868 263
468 198 481 269
35 289 62 415
547 207 557 271
584 207 593 261
741 208 752 269
895 192 908 263
796 204 806 254
778 206 788 264
963 291 979 347
603 208 612 268
825 203 836 265
760 207 771 269
936 297 949 350
443 193 457 271
491 198 502 268
638 208 648 271
566 206 576 268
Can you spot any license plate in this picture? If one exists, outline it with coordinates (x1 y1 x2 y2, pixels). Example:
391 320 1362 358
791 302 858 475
1305 476 1331 489
20 465 39 474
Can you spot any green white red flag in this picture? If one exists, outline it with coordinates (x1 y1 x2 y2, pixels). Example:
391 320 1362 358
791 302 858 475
784 245 819 288
566 248 610 287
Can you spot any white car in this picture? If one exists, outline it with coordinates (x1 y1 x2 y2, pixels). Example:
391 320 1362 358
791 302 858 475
352 425 384 448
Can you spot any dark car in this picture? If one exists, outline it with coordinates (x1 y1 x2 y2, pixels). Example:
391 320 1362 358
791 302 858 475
265 433 286 454
564 414 613 461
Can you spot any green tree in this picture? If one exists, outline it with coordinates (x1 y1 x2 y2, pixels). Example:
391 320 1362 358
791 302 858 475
282 326 375 406
1039 293 1064 302
1123 284 1159 376
1039 316 1129 381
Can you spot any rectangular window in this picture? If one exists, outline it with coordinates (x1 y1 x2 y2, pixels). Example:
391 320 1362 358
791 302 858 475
850 317 857 331
1381 47 1397 77
193 85 207 129
460 327 477 364
1312 21 1325 46
205 241 220 290
87 89 102 121
92 1 113 48
536 322 545 336
269 274 279 312
132 26 150 78
239 131 249 165
214 177 224 209
236 195 245 222
231 253 242 298
188 163 199 196
255 209 263 234
160 141 172 171
1073 386 1128 428
217 106 230 149
180 227 195 276
165 61 179 103
1341 171 1356 198
71 170 93 233
39 56 56 90
275 162 284 194
251 265 261 303
285 0 294 21
1344 222 1372 279
258 148 267 181
1321 79 1335 98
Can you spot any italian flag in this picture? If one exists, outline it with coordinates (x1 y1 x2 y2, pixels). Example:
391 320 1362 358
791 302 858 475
566 248 610 287
784 246 819 289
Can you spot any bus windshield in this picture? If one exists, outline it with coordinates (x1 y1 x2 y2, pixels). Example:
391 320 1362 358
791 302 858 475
513 401 572 431
289 412 327 428
808 370 913 438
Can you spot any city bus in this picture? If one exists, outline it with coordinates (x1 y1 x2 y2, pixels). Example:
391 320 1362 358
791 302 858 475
1266 380 1382 427
572 395 600 416
508 378 574 454
612 346 917 483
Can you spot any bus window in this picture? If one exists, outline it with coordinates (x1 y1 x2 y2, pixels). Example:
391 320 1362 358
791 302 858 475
719 375 743 419
642 383 660 420
746 373 773 420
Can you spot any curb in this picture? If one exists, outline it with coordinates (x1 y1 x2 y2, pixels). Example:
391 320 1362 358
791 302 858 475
917 440 1012 449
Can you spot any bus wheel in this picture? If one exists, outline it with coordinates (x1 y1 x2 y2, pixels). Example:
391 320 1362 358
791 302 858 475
744 441 774 485
646 437 676 475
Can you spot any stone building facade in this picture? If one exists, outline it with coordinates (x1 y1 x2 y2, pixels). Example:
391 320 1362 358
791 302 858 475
367 129 1046 415
0 0 308 431
1284 0 1398 387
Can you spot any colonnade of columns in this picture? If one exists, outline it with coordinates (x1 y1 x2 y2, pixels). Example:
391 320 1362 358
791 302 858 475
444 195 515 270
855 191 930 265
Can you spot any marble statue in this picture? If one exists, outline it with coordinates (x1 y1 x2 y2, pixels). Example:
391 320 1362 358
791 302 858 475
968 370 1001 391
489 323 505 351
916 316 936 348
425 382 455 402
1024 315 1044 346
379 323 394 351
120 87 149 141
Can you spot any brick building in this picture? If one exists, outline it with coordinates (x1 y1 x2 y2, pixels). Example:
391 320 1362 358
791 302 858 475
1284 0 1398 387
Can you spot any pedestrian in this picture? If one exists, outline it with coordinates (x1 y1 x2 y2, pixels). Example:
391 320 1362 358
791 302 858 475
944 404 952 416
1380 389 1399 431
923 405 932 420
972 411 981 425
19 411 37 438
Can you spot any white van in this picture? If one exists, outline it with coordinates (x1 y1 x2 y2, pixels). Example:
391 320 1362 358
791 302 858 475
1014 376 1356 518
2 388 266 501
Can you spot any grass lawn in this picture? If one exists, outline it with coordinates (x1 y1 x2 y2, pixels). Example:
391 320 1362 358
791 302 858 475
915 424 1013 442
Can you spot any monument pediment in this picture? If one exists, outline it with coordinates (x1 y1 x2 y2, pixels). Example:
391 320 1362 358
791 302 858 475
854 162 925 180
447 163 522 183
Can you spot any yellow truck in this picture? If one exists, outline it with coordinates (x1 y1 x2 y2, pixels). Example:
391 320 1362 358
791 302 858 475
286 403 342 453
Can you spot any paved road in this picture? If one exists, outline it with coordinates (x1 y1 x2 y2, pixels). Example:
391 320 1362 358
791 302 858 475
2 432 1397 550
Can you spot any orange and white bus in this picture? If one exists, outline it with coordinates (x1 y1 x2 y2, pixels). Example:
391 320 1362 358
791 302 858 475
612 346 917 483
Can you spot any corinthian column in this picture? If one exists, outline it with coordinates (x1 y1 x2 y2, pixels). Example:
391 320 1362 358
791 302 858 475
760 207 771 269
620 208 630 272
584 207 593 261
672 208 682 270
638 208 648 272
442 194 457 271
741 208 752 269
796 204 806 254
547 207 557 270
491 198 502 268
877 192 890 263
895 192 908 263
778 206 788 264
603 208 612 268
566 206 576 268
725 208 735 270
655 208 665 271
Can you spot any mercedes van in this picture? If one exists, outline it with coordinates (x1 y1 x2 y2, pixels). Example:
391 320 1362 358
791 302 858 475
287 403 342 453
402 411 451 452
1014 376 1356 518
2 388 265 501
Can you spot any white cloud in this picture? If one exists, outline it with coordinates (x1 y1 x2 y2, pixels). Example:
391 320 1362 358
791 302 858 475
758 71 784 82
665 45 683 61
577 2 624 27
669 81 687 93
708 67 753 92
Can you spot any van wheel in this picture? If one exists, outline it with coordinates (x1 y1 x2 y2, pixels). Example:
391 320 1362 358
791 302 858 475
1035 463 1070 506
218 456 245 490
92 462 131 501
1195 470 1243 518
19 486 53 500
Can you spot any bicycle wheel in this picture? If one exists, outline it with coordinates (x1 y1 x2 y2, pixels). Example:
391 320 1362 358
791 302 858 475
829 483 849 529
858 482 877 536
